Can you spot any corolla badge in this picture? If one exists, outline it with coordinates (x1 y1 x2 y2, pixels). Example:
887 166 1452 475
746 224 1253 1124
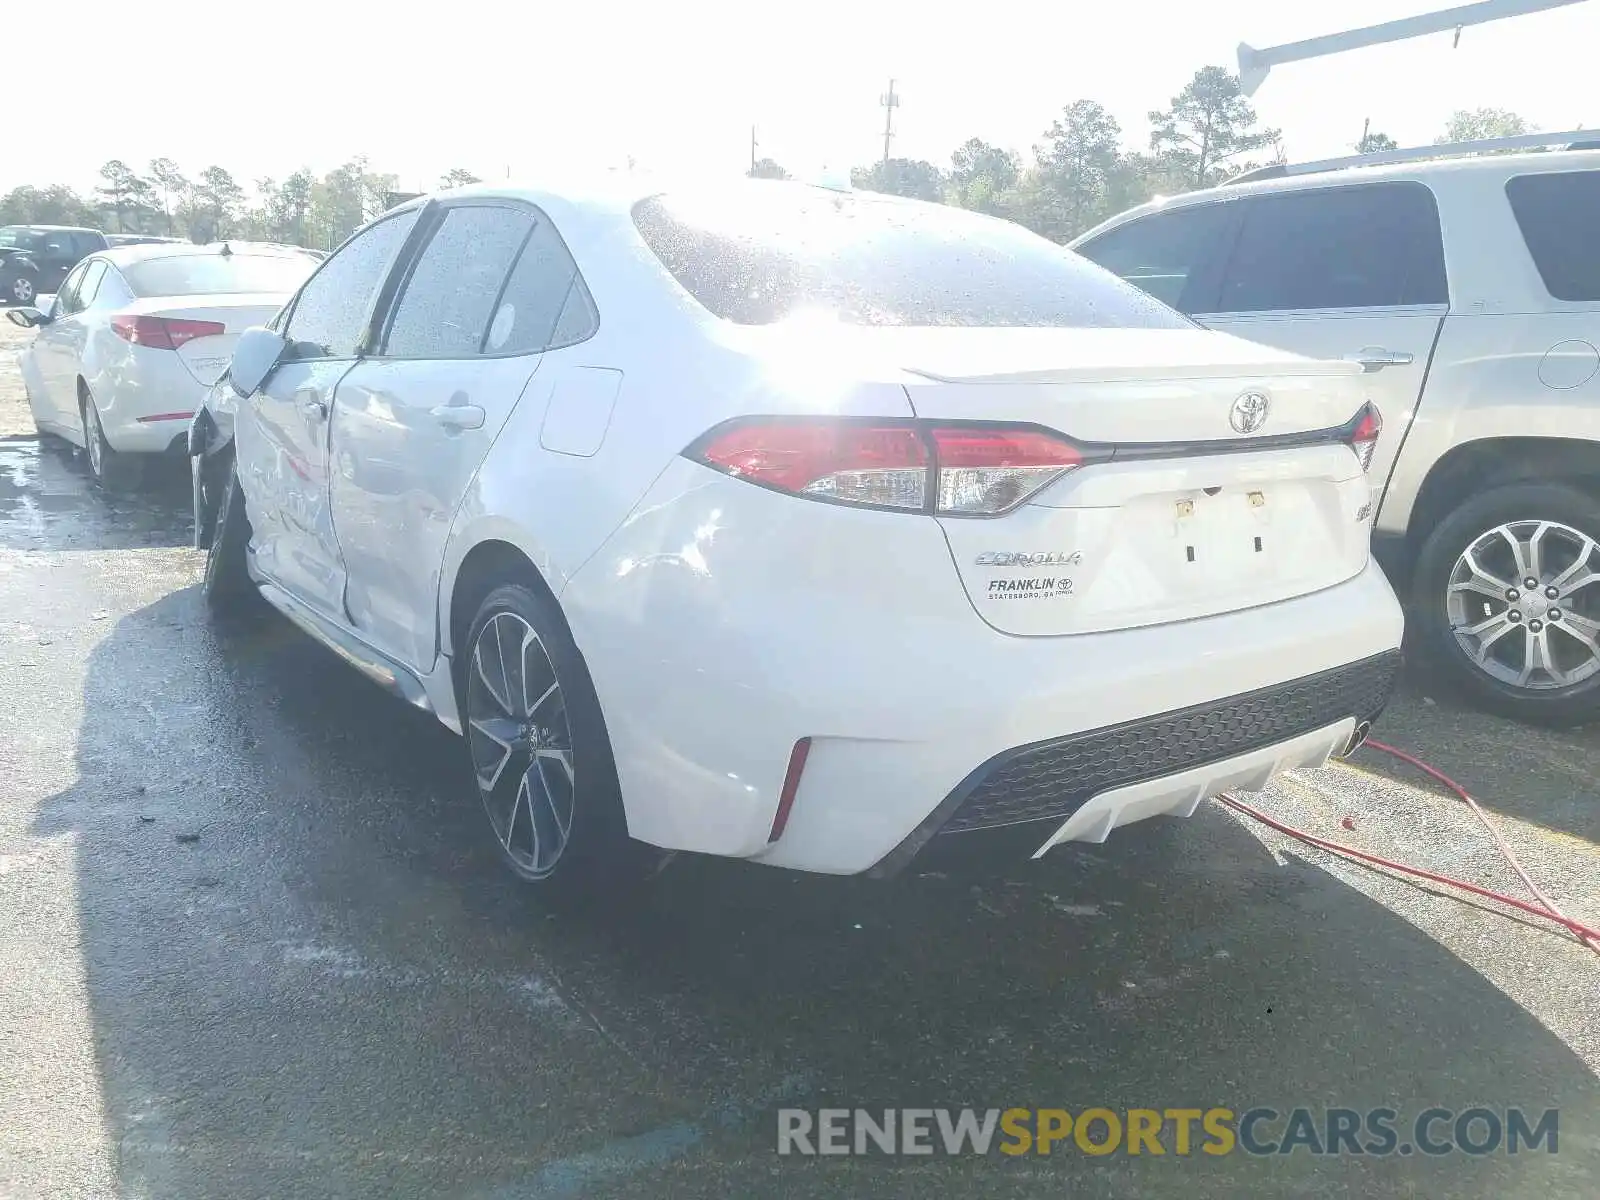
975 551 1083 567
1229 389 1271 434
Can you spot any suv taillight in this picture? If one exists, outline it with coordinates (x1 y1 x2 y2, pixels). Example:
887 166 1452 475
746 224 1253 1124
1347 402 1382 472
111 315 226 350
686 419 1087 516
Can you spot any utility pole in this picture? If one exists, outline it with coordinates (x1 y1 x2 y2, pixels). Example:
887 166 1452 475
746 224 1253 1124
879 79 899 166
1360 116 1371 151
750 125 758 173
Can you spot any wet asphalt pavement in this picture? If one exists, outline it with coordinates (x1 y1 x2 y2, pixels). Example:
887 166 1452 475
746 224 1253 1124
0 324 1597 1199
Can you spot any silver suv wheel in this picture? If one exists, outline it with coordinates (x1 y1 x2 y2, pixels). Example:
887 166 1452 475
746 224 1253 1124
1446 519 1600 690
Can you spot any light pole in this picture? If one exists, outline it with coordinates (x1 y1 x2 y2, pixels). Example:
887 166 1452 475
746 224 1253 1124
1238 0 1592 94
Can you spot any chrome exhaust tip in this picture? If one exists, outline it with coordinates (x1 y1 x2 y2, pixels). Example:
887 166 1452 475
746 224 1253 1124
1341 720 1373 758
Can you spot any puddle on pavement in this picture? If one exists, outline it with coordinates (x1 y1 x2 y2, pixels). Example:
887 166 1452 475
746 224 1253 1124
0 437 193 551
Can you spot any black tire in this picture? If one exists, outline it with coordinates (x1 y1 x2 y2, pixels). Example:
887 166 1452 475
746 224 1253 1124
5 270 37 307
202 469 256 614
80 390 142 491
1412 481 1600 726
460 582 654 905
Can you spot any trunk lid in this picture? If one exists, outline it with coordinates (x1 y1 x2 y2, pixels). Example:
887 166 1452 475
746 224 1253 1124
126 293 288 386
884 327 1374 637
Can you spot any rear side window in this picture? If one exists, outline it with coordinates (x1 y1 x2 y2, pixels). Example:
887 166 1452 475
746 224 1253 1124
1216 183 1447 313
75 261 107 307
124 254 316 298
96 267 135 308
0 228 44 251
284 209 419 359
54 262 89 315
1075 203 1233 312
382 205 534 357
632 186 1189 329
485 218 598 354
1505 171 1600 302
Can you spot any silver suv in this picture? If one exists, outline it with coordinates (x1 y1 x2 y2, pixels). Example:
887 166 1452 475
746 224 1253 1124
1074 135 1600 726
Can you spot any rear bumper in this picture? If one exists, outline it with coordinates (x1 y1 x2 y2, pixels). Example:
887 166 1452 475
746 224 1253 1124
96 356 205 453
870 650 1399 876
106 412 201 454
564 460 1407 876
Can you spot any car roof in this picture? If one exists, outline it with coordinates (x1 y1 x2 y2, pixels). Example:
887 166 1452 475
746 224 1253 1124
1 224 100 233
1074 146 1600 243
409 172 933 224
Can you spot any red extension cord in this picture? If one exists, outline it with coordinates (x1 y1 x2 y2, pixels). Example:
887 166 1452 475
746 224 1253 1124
1218 739 1600 955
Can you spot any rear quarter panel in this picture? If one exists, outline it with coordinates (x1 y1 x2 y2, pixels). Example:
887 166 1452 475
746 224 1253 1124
1378 310 1600 536
1379 163 1600 534
433 209 924 661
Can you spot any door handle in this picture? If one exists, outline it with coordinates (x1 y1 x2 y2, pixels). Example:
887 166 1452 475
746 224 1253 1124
430 403 485 431
1344 347 1414 371
299 395 327 418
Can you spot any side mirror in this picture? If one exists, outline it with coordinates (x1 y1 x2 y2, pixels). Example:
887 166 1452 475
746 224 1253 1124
5 306 47 329
228 326 289 398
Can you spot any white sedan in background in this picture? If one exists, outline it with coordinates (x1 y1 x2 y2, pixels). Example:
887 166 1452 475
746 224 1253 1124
9 242 317 487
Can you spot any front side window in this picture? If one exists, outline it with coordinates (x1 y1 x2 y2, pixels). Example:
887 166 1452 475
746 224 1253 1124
632 185 1190 329
283 209 420 359
1075 202 1234 312
1216 182 1447 313
1505 170 1600 302
382 205 533 357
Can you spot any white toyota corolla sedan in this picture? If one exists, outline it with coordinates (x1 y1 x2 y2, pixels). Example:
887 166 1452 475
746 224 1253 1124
9 241 318 488
189 177 1404 900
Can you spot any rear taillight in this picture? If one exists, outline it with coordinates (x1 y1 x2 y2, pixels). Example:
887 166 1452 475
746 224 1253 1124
688 419 1086 516
928 427 1082 515
111 315 226 350
1347 402 1382 472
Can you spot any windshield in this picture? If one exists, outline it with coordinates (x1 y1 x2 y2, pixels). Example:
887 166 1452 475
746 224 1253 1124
632 186 1190 329
123 253 317 297
0 227 43 250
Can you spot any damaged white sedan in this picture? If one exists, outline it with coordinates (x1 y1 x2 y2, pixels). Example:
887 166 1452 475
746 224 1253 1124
190 177 1404 901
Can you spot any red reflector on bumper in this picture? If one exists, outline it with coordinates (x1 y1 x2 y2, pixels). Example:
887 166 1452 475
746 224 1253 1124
767 737 812 843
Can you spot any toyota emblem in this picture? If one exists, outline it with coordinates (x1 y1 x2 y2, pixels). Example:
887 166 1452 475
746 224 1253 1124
1229 390 1271 434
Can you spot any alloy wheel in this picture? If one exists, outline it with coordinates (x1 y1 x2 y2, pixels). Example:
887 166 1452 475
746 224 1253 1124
11 276 34 304
465 611 576 878
84 403 104 478
1446 519 1600 690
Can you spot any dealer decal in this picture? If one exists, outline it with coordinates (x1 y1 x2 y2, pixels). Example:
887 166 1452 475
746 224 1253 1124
986 577 1074 601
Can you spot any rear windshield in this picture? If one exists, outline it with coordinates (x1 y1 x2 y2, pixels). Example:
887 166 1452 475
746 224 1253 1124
632 186 1190 329
123 253 316 298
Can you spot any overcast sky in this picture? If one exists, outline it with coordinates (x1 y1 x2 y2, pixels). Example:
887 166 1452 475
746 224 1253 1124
11 0 1597 196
